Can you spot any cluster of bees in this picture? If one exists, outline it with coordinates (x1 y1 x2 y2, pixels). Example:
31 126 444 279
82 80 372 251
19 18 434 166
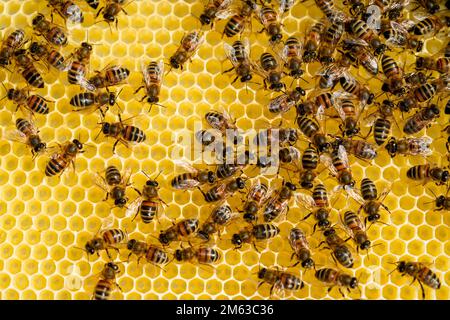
0 0 448 300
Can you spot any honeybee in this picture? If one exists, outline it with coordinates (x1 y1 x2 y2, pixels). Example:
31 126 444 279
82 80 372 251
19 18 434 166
135 60 164 109
13 49 45 89
427 189 450 211
365 99 395 146
257 267 304 297
94 166 132 208
223 39 257 85
28 41 66 71
174 246 221 264
159 219 199 245
197 204 235 241
318 56 351 89
279 146 301 164
385 137 432 157
315 0 346 22
97 0 129 29
70 90 119 116
171 160 216 190
7 118 46 158
416 56 450 74
296 91 334 117
411 15 450 36
333 97 363 137
331 136 378 161
199 0 233 26
85 0 99 9
318 21 345 64
407 164 449 186
88 65 130 90
231 223 280 250
169 30 204 70
298 147 319 189
341 39 379 76
303 20 325 63
341 210 371 252
391 261 441 300
263 181 297 222
320 144 355 189
257 4 283 43
45 139 84 177
4 86 51 114
381 54 406 96
67 42 93 89
223 0 258 38
348 19 386 55
257 52 285 91
241 181 269 223
289 228 315 269
255 127 299 148
298 183 332 231
296 116 331 153
84 228 127 257
0 29 25 68
92 262 121 300
32 13 68 47
343 0 365 16
46 0 84 24
268 87 305 114
403 104 440 135
202 177 246 203
382 21 423 52
339 73 374 105
370 0 408 20
315 268 359 297
400 76 450 110
126 239 170 266
99 113 146 153
319 227 355 268
215 151 250 180
281 36 304 79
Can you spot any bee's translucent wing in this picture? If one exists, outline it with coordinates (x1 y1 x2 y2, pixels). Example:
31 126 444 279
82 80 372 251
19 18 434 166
337 145 350 169
125 196 143 219
223 42 239 68
345 186 365 205
101 216 115 230
296 192 316 211
173 159 199 174
319 153 338 176
93 171 109 192
5 128 27 144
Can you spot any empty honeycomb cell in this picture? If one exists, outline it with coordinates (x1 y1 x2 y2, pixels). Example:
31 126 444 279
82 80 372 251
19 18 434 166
21 290 37 300
399 225 416 241
0 243 14 260
39 290 54 300
15 244 31 260
8 229 24 245
32 244 48 260
24 229 41 246
407 240 426 256
427 240 443 256
40 260 56 276
43 200 59 216
35 215 51 232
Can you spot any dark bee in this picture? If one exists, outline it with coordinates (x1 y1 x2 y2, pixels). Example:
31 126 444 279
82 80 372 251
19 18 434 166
392 261 441 300
32 13 68 47
202 177 246 203
93 262 121 300
315 268 358 297
366 99 395 146
126 239 170 266
279 146 301 164
298 183 332 231
320 144 355 188
299 147 319 189
46 0 84 24
214 152 250 181
411 15 450 36
381 54 405 96
281 36 304 79
407 165 449 186
5 87 50 114
174 246 221 264
99 113 146 153
428 191 450 211
340 73 374 105
96 0 129 29
13 49 45 89
257 52 285 91
342 210 371 252
315 0 346 22
0 29 25 67
334 98 363 137
319 227 355 268
159 219 199 245
171 161 216 190
403 104 440 135
303 20 325 63
348 19 386 55
416 56 449 74
84 228 127 257
169 31 204 70
263 181 297 222
296 91 334 117
45 139 84 177
268 87 305 114
88 65 130 90
67 42 93 89
256 128 299 148
70 91 118 116
241 181 269 223
318 21 345 64
385 137 432 157
318 55 352 89
10 118 47 157
135 60 164 108
231 223 280 250
223 0 257 38
289 228 314 269
199 0 233 26
342 39 379 76
223 39 256 84
332 136 377 161
94 166 131 208
28 41 66 71
296 116 330 153
344 0 365 16
85 0 99 9
381 21 423 52
257 267 304 297
370 0 408 20
197 204 234 241
257 4 283 43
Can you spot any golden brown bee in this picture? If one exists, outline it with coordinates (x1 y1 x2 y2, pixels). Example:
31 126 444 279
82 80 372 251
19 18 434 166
13 49 45 89
320 144 355 188
159 219 199 245
215 151 250 180
366 99 395 146
296 91 334 117
258 267 304 297
318 21 345 64
126 239 170 266
299 147 319 189
381 21 423 52
231 223 280 250
88 65 130 90
28 41 66 71
169 31 204 70
340 73 374 105
315 0 345 22
94 166 132 208
241 181 269 223
341 210 371 252
303 20 325 63
298 183 332 231
401 76 450 109
257 52 285 91
255 128 299 148
135 60 164 109
268 87 305 114
174 246 221 264
415 0 441 14
416 56 449 74
171 161 216 190
318 56 351 89
93 262 121 300
223 39 257 84
407 164 449 186
296 116 331 153
319 227 355 268
281 36 304 79
199 0 233 26
67 42 93 89
289 228 314 269
32 13 68 47
263 181 297 222
331 136 377 160
411 15 450 36
198 204 235 241
333 97 363 137
341 39 379 76
202 177 246 203
385 137 432 157
70 91 118 116
47 0 84 23
428 190 450 211
96 0 129 29
45 139 84 177
392 261 441 300
99 113 146 153
7 118 46 158
223 0 258 38
315 268 358 297
0 29 25 67
403 104 440 134
348 19 386 55
5 86 50 114
381 54 406 96
84 228 127 257
257 5 283 43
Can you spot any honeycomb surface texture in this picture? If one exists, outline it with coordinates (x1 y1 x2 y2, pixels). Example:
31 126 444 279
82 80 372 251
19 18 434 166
0 0 448 300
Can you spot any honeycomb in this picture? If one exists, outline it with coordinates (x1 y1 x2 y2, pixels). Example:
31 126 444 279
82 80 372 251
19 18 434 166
0 0 448 300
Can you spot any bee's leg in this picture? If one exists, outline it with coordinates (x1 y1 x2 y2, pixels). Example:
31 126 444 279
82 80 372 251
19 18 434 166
223 66 235 74
133 187 142 196
418 280 426 300
112 139 120 154
327 286 334 293
127 252 132 263
115 282 123 292
257 281 264 289
105 248 112 259
252 242 261 253
131 208 140 222
339 288 345 298
95 7 104 18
